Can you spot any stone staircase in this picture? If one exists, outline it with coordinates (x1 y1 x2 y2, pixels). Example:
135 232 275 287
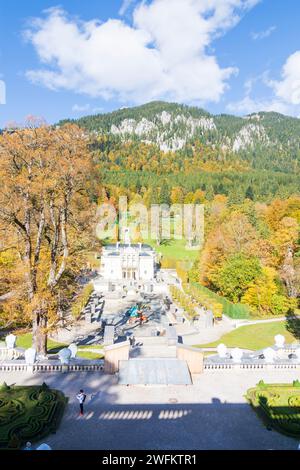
129 330 177 359
129 344 177 358
118 326 193 385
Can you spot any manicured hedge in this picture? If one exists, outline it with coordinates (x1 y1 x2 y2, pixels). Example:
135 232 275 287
246 381 300 438
189 282 250 319
169 285 197 319
183 283 223 320
0 383 67 449
71 283 94 319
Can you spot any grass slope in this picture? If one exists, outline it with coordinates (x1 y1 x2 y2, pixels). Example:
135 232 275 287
149 239 198 262
15 333 104 358
16 333 67 353
196 321 298 350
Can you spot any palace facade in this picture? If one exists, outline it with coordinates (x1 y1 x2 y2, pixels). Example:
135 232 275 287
100 242 156 281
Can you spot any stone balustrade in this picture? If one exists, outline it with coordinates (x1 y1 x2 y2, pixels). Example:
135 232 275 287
0 347 24 361
204 361 300 370
0 359 104 373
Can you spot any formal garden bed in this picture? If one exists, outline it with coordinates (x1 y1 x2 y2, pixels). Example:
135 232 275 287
246 381 300 438
0 382 67 449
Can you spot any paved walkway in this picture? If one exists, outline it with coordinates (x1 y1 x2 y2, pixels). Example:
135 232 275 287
1 368 299 450
175 315 234 346
50 297 135 345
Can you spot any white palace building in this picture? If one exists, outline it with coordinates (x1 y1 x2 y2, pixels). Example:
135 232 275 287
93 228 176 296
100 241 156 282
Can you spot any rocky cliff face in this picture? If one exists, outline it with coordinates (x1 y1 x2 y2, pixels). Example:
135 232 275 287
232 124 269 152
110 111 217 151
109 110 270 152
62 101 300 156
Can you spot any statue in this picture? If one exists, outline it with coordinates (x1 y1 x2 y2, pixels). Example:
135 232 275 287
68 343 78 358
274 334 285 348
231 348 243 363
25 348 37 365
58 348 72 365
217 343 227 358
263 347 276 363
5 334 16 349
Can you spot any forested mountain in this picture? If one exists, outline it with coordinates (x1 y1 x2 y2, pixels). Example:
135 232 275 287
2 118 300 324
60 101 300 173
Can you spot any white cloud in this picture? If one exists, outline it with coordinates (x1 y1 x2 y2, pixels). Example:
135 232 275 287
270 51 300 105
119 0 136 16
72 103 91 112
227 65 300 117
25 1 260 105
72 103 104 114
251 25 276 40
0 79 6 104
226 95 291 115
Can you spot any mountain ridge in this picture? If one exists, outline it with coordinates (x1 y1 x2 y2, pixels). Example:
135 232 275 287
59 100 300 157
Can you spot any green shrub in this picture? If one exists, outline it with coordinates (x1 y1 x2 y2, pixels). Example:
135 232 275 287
0 386 67 449
0 382 11 392
246 382 300 438
189 282 250 319
71 283 94 319
182 283 223 320
257 380 266 389
169 285 197 319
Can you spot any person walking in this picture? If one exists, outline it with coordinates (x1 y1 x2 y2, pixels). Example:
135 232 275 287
76 389 86 416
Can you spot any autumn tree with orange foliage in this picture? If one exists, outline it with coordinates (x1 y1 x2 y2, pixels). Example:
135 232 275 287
0 123 96 355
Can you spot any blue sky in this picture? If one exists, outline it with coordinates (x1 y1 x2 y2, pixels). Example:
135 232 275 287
0 0 300 127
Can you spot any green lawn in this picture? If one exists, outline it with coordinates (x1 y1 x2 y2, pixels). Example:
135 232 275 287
76 343 104 350
15 333 67 353
76 350 104 360
15 333 105 358
246 381 300 438
0 383 67 449
195 321 298 350
145 238 198 262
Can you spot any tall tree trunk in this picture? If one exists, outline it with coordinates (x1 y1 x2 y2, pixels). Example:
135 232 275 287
33 312 47 357
281 246 298 298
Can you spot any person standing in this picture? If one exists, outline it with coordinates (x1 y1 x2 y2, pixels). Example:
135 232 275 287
76 389 86 416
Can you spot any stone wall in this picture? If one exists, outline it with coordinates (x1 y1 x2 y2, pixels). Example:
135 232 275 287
177 344 204 375
104 341 130 374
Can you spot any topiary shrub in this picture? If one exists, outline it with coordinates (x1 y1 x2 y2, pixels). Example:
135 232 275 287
0 382 11 392
0 385 67 449
257 380 266 389
71 283 94 319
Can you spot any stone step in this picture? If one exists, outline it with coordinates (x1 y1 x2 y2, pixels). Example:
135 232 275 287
132 336 169 346
129 345 177 359
119 358 192 385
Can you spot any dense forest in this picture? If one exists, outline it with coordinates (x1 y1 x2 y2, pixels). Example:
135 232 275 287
79 102 300 317
60 101 300 173
1 101 300 339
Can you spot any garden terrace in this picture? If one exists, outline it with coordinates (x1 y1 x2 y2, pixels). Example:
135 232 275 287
0 383 67 449
246 381 300 438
